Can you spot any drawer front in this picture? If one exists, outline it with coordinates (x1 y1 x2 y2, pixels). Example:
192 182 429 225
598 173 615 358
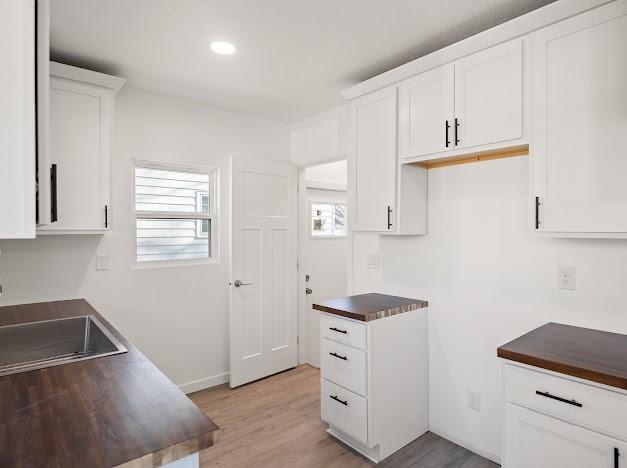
320 314 367 350
321 378 367 443
321 338 367 396
505 363 627 441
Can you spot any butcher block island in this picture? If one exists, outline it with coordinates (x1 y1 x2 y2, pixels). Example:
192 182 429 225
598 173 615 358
0 299 218 468
313 293 429 463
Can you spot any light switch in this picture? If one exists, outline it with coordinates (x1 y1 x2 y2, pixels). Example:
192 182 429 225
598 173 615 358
367 253 380 270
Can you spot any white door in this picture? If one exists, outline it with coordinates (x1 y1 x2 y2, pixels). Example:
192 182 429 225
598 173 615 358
531 2 627 233
229 157 298 387
399 64 454 159
304 190 348 367
504 403 626 468
349 86 397 232
40 78 111 232
454 39 523 150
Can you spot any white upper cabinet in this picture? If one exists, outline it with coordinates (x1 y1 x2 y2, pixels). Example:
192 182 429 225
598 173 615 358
399 38 525 161
454 39 523 150
38 63 125 234
0 0 49 239
531 1 627 234
399 65 454 159
349 87 397 232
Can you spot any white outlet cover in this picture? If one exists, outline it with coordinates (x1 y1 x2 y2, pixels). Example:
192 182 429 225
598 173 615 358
468 389 481 411
96 255 108 271
557 265 575 290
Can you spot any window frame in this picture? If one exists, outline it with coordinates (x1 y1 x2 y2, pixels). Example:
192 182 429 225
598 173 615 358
309 200 347 239
133 159 219 269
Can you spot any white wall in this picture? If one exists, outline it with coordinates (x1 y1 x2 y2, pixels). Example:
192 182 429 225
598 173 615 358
290 105 348 167
305 160 347 190
0 87 289 392
351 156 627 461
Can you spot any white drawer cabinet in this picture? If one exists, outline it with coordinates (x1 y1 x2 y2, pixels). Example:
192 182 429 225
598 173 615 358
319 309 428 463
531 1 627 235
399 38 525 162
503 363 627 468
0 0 49 239
38 63 125 234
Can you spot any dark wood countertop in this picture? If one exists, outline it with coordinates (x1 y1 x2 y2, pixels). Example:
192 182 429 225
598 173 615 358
498 322 627 390
0 299 218 468
313 293 428 322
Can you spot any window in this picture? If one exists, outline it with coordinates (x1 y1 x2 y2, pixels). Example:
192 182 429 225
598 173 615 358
134 160 217 265
311 202 346 237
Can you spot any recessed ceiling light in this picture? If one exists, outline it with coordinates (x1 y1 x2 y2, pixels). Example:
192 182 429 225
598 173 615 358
210 41 236 55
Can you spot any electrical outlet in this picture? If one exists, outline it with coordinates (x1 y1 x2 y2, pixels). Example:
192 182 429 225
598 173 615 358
367 253 380 270
557 265 575 290
468 389 481 412
96 255 108 271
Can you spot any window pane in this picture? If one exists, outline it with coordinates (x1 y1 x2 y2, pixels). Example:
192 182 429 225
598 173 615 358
137 218 211 262
311 203 346 237
334 204 346 236
135 167 210 213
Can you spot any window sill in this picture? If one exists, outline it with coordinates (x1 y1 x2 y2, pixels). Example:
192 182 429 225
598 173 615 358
133 257 219 270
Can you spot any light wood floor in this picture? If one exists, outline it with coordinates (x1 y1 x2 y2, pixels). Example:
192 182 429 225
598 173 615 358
189 365 498 468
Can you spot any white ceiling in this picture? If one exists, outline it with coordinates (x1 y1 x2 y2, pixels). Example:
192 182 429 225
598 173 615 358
51 0 556 123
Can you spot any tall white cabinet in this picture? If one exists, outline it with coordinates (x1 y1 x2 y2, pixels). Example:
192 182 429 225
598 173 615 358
0 0 49 239
38 63 125 234
531 1 627 235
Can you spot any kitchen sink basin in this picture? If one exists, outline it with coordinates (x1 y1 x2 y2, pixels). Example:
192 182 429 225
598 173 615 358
0 315 127 377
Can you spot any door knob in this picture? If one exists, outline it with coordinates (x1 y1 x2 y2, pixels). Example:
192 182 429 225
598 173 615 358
230 280 252 287
305 288 313 295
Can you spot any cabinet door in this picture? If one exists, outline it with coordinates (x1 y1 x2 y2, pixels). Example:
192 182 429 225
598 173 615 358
399 65 454 159
454 39 523 150
532 2 627 233
0 0 36 239
349 87 397 232
505 403 625 468
42 79 111 232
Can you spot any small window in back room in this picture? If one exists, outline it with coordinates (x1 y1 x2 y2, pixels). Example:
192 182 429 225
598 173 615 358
311 202 346 237
134 160 218 265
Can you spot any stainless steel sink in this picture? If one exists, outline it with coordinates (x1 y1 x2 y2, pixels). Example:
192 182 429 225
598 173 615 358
0 315 127 377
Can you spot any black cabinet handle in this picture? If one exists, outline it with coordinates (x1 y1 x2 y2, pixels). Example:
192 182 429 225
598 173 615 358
535 196 541 229
387 205 392 230
50 164 58 223
329 352 347 361
445 120 451 147
535 390 582 408
454 118 460 145
330 395 348 406
104 205 108 229
615 447 620 468
329 327 347 334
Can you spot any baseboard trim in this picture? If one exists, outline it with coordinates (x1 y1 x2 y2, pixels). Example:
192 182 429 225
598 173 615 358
428 425 501 465
178 372 230 394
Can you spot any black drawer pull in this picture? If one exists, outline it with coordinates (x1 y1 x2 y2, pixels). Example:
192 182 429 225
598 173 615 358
445 120 451 147
615 447 620 468
329 327 347 334
536 390 582 408
329 352 347 361
330 395 348 406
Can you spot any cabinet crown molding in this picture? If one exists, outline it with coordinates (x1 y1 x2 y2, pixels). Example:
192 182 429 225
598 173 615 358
50 62 126 93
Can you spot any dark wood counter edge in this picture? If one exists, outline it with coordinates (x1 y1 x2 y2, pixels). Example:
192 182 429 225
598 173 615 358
0 299 218 468
497 323 627 391
313 293 428 322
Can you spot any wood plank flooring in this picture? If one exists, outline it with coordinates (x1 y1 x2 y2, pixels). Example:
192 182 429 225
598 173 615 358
189 365 498 468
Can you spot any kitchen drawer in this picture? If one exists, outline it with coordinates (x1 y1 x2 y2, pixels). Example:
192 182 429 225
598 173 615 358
321 378 368 444
321 338 367 396
505 363 627 441
321 314 366 350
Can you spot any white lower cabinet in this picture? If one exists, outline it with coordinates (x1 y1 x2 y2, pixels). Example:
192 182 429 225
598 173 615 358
320 311 429 463
503 363 627 468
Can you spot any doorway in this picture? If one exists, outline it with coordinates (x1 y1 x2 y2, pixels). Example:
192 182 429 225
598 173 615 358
298 160 349 367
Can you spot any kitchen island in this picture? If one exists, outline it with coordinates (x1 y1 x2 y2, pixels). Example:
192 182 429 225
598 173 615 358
0 299 218 468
